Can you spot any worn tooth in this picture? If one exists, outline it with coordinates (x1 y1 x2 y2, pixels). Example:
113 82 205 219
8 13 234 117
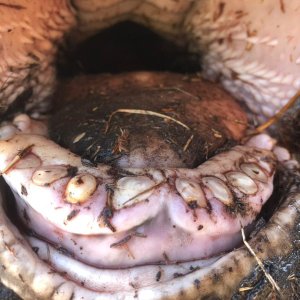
32 166 69 186
113 176 158 209
0 125 17 140
240 163 268 183
202 177 233 206
65 174 97 204
175 178 207 208
15 154 41 169
226 171 258 195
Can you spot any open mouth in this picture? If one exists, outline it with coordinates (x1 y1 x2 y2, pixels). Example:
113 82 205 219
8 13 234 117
0 1 300 299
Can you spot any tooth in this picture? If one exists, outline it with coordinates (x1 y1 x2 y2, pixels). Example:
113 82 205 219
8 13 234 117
240 163 268 183
225 171 258 195
65 174 97 204
0 125 17 140
175 178 207 208
32 166 69 186
113 176 158 209
13 114 31 132
202 176 233 206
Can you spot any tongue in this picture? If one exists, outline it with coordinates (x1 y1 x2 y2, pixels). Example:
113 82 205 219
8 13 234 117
49 72 248 168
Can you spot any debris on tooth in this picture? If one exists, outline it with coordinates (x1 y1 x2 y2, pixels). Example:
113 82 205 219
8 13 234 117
65 174 97 204
240 163 268 183
202 176 233 206
112 176 160 209
175 178 207 208
226 171 258 195
32 166 69 186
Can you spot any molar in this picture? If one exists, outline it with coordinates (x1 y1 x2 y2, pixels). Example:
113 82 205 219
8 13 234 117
65 173 97 204
112 176 159 209
202 176 233 206
240 162 268 183
32 166 69 186
225 171 258 195
175 178 207 208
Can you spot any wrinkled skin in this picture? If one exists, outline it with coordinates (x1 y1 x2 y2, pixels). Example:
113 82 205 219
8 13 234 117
0 0 300 299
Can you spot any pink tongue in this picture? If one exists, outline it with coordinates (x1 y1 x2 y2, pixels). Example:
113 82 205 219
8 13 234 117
0 130 277 268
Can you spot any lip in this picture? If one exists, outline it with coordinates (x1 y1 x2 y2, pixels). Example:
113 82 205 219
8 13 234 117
0 1 300 299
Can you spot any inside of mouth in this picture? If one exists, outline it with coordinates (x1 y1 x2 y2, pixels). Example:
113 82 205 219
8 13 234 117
0 19 286 293
58 21 201 76
49 21 248 169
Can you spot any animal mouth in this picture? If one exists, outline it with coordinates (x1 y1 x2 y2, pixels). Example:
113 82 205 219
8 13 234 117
0 2 300 299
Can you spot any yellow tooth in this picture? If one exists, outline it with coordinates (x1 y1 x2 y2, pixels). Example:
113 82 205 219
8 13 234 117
65 173 97 204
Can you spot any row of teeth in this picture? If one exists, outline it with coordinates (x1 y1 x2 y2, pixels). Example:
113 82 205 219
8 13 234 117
0 117 277 234
176 162 267 208
0 115 273 211
18 152 271 211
